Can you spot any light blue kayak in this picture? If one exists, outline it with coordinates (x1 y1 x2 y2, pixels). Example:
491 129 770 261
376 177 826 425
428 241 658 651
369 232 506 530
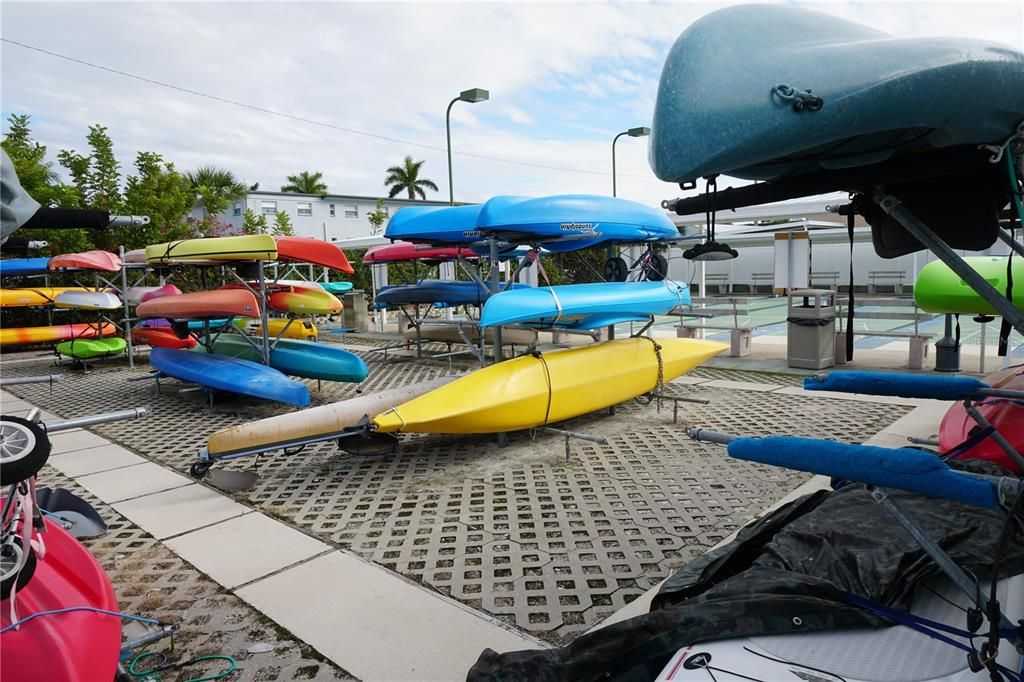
385 195 678 252
150 347 310 407
480 281 690 330
321 281 353 295
650 4 1024 183
0 257 50 277
202 335 368 383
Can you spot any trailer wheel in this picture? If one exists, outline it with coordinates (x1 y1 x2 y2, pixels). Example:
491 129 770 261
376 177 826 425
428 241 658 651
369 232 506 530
0 416 50 486
0 537 37 600
604 256 629 282
644 254 669 281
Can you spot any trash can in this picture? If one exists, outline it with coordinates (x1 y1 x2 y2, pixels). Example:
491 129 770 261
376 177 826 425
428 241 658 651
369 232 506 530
787 289 836 369
342 290 369 332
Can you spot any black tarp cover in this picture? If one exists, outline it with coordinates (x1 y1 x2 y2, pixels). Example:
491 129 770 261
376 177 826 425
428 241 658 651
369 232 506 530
468 460 1024 681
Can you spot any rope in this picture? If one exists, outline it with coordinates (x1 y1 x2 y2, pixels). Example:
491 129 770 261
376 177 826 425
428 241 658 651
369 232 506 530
772 84 824 112
534 351 554 427
129 651 237 681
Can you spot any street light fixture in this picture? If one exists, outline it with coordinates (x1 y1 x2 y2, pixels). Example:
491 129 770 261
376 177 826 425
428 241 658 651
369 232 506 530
446 88 490 205
611 126 650 197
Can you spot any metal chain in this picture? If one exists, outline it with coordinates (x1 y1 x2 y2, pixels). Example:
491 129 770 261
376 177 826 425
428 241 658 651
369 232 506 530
640 336 665 411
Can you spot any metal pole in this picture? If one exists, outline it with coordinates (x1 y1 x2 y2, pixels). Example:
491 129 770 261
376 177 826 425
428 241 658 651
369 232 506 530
611 132 626 197
875 193 1024 334
489 237 502 362
45 406 151 433
256 260 271 365
446 97 459 206
997 228 1024 258
119 245 134 368
0 375 64 387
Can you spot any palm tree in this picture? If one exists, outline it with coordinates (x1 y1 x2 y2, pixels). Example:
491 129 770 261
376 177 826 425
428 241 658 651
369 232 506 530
185 166 247 217
384 156 438 200
281 170 328 194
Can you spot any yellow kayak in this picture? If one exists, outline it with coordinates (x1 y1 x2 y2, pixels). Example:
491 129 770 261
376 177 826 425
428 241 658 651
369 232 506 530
234 318 318 340
145 235 277 264
373 337 727 434
0 287 89 308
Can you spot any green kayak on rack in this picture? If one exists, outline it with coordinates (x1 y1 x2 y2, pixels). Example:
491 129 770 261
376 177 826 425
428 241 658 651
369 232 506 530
914 256 1023 315
56 337 127 360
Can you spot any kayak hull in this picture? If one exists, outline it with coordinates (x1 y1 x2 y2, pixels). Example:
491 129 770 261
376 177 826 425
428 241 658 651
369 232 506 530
204 335 368 383
267 289 342 315
137 290 260 320
0 518 121 682
57 337 127 359
53 291 122 310
235 318 318 341
146 235 278 264
939 366 1023 474
650 4 1024 183
321 281 354 295
275 236 354 273
207 377 456 455
914 256 1023 315
0 287 88 308
126 283 182 304
150 347 311 407
375 280 529 308
0 322 117 348
373 337 727 433
0 257 51 277
49 250 121 272
363 242 479 264
131 326 198 349
481 281 690 330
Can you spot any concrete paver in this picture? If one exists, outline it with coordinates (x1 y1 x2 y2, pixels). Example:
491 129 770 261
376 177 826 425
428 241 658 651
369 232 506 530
48 442 148 477
701 379 784 392
166 512 331 588
113 484 251 539
238 551 546 681
76 461 192 503
47 429 110 453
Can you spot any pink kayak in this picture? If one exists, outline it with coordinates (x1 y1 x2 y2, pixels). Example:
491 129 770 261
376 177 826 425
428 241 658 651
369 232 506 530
363 241 478 264
126 283 182 304
1 517 121 681
939 365 1024 474
49 250 121 272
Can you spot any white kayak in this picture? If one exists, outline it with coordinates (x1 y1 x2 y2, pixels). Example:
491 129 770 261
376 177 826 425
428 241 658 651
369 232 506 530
53 291 122 310
656 574 1024 682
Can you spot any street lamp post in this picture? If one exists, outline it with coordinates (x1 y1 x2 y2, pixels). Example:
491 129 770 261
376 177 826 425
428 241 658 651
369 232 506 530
446 88 489 206
611 126 650 197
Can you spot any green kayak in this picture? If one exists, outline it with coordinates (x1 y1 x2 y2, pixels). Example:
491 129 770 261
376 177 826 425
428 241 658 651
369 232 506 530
914 257 1023 315
56 337 127 360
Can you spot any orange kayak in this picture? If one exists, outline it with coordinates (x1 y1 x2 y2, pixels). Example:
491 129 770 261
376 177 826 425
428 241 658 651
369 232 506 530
267 289 342 315
131 326 198 349
0 322 117 348
49 250 121 272
275 236 354 274
137 289 259 320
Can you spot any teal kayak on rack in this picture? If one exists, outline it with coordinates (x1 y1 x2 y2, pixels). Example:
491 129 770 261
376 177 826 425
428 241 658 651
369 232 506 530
201 335 368 383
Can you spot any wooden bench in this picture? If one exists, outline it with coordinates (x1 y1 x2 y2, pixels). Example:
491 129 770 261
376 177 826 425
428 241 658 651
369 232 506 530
867 270 906 294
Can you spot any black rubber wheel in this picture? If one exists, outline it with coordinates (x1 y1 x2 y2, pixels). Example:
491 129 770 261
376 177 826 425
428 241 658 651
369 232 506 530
604 256 629 282
0 537 37 600
190 461 212 479
0 416 50 486
171 321 191 340
643 254 669 281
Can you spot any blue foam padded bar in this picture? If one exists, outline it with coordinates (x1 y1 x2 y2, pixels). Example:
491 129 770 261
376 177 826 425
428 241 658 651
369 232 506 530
804 371 988 401
728 436 999 508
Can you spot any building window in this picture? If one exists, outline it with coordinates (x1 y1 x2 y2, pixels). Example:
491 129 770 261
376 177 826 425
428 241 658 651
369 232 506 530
232 202 241 216
329 204 336 217
297 201 313 217
344 204 358 218
382 206 390 217
260 200 277 215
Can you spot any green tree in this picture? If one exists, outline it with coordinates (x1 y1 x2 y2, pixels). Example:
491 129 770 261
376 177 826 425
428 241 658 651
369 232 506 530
280 170 327 195
384 156 438 200
120 152 195 248
2 114 87 254
57 124 123 212
366 198 389 235
272 210 294 236
185 166 246 219
241 208 268 235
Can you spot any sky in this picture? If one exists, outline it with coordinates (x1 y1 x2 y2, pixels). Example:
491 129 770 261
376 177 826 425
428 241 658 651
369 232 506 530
2 1 1023 210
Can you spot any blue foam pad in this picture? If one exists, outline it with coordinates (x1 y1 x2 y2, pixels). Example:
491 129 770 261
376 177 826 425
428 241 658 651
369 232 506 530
804 371 988 401
728 436 999 508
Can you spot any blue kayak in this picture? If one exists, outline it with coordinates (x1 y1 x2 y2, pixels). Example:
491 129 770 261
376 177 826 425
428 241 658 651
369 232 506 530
385 195 677 252
650 4 1024 183
202 335 368 383
150 347 310 407
480 281 690 330
0 257 50 277
373 280 529 309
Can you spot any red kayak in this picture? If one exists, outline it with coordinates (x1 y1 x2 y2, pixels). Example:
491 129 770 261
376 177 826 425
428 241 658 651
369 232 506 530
940 365 1024 474
275 236 354 274
131 325 198 349
137 289 259 320
49 250 121 272
1 518 121 682
363 241 478 264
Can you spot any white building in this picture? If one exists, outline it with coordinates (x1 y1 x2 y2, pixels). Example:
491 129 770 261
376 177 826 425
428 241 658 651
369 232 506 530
193 191 450 242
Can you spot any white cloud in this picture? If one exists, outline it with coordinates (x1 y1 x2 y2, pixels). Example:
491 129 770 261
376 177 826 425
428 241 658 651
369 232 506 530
1 0 1021 214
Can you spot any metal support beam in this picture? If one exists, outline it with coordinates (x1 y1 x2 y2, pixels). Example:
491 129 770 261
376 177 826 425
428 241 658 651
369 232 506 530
875 193 1024 335
997 228 1024 258
489 238 503 362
